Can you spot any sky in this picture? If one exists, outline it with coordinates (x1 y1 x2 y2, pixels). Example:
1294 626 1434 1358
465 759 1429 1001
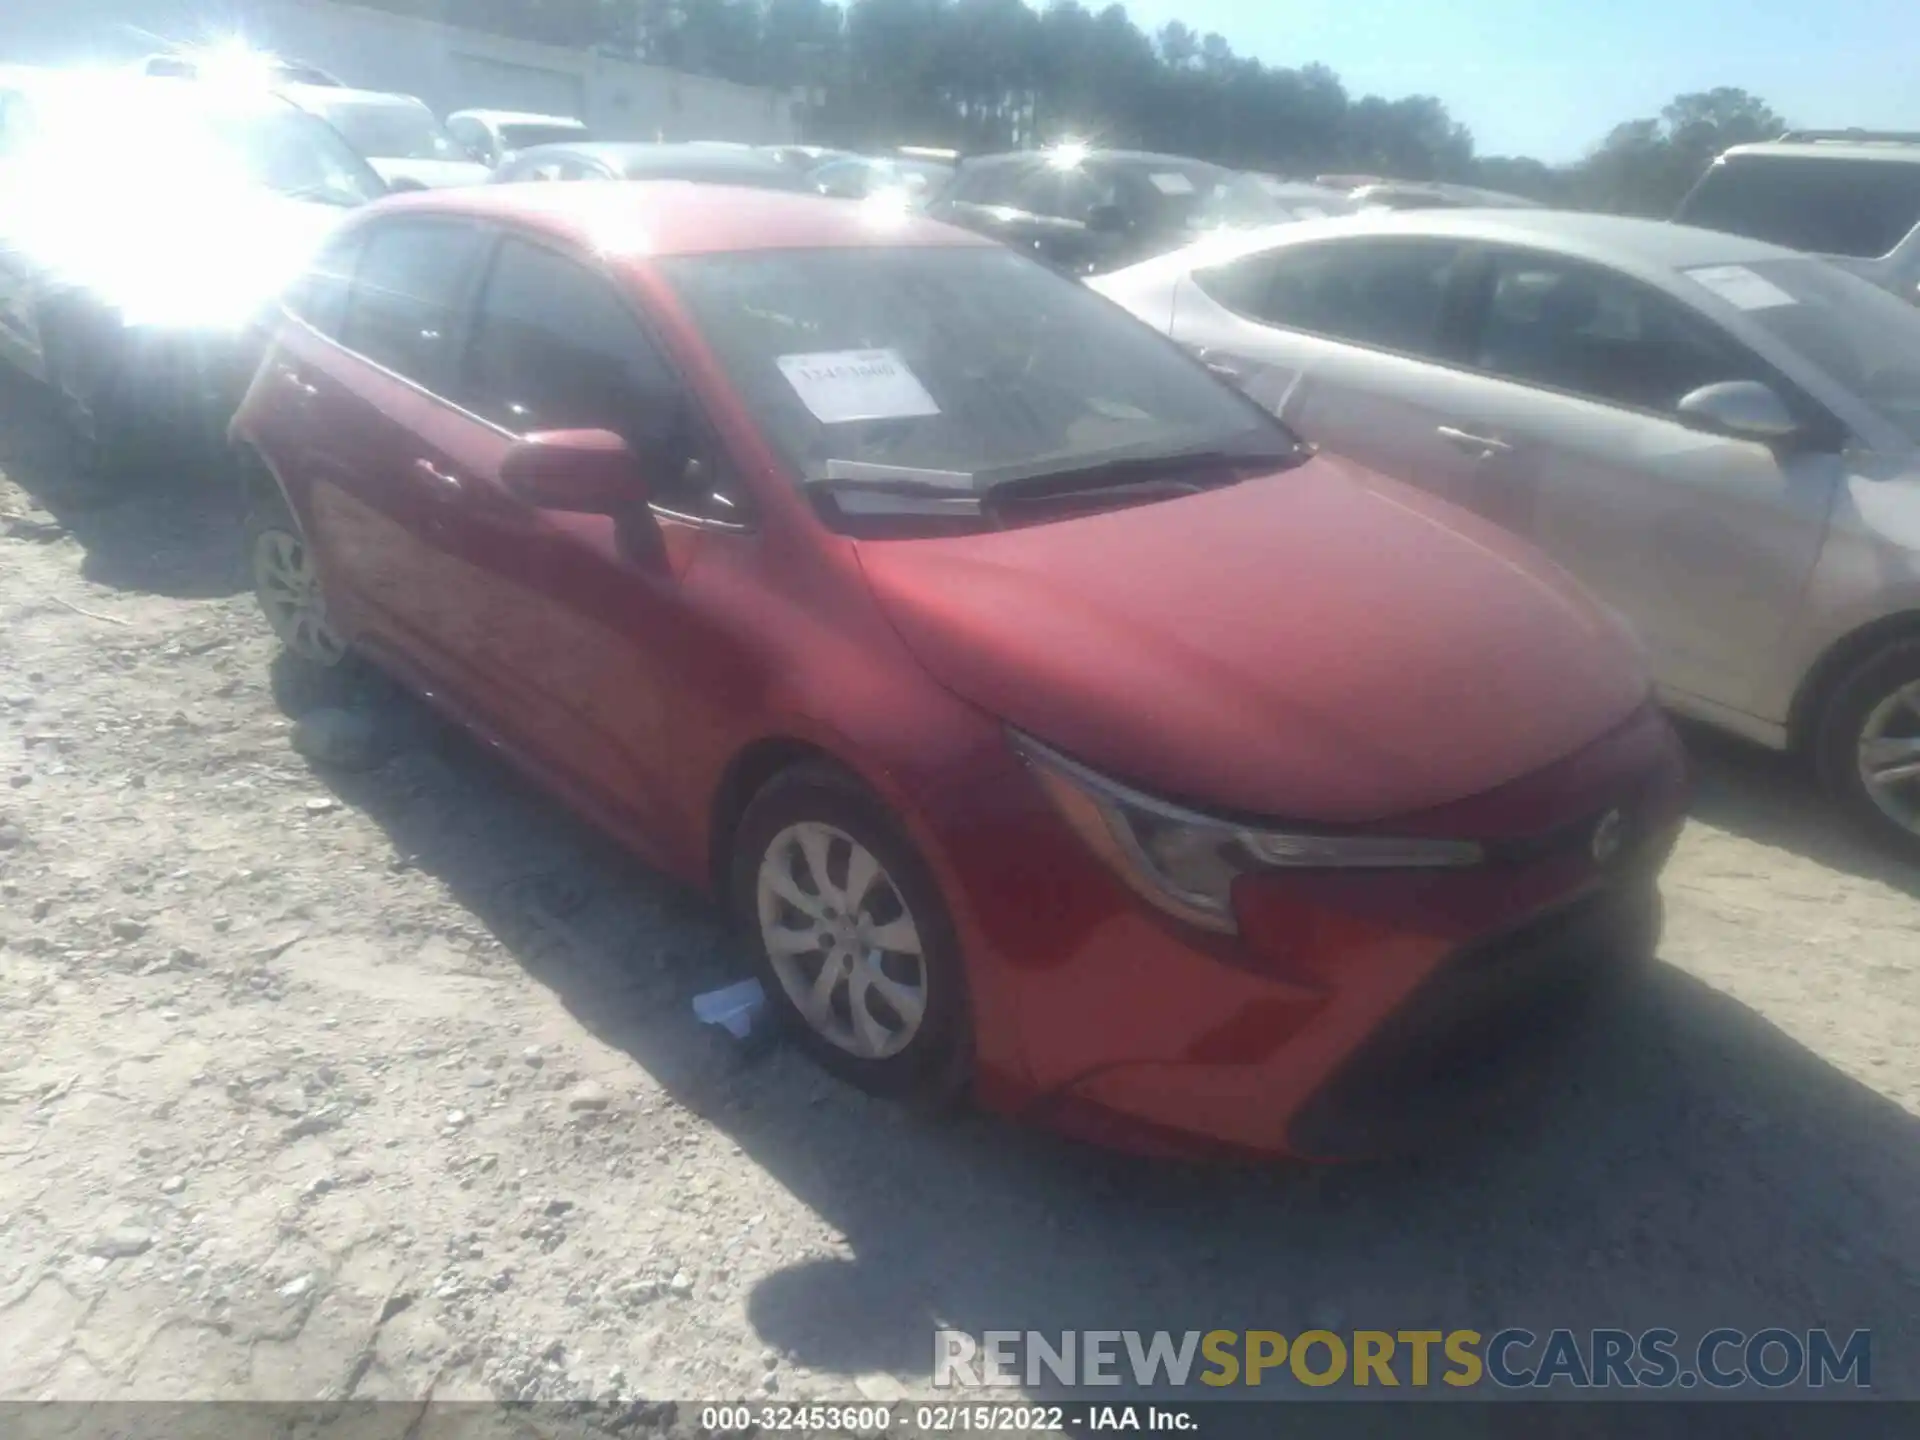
1107 0 1919 163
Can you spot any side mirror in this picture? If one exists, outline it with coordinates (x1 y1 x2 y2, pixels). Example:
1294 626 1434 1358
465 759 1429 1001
501 429 645 514
1676 381 1802 444
1085 203 1128 235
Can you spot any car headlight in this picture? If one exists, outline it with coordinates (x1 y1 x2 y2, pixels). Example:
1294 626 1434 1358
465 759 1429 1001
1011 730 1483 934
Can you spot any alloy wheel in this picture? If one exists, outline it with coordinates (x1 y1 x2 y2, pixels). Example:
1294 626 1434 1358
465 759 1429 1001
755 821 928 1059
252 526 346 667
1858 679 1920 836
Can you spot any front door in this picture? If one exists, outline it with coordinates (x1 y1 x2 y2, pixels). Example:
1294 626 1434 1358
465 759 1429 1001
422 231 743 839
1440 246 1840 715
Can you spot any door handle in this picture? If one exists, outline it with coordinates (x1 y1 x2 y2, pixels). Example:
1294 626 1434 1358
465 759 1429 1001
412 458 463 496
1436 425 1513 456
276 365 319 399
1193 348 1250 383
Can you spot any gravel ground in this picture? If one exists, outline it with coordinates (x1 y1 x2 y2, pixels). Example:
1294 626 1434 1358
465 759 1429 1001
3 375 1919 1407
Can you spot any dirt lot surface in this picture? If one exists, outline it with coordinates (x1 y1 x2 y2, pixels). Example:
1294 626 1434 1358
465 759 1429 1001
4 377 1920 1408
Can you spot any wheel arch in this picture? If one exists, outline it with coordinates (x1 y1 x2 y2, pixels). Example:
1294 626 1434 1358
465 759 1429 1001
1788 609 1920 751
231 437 296 521
705 736 859 906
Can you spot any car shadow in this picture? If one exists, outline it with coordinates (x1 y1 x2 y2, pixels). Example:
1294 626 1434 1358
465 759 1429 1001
0 371 246 600
280 660 1920 1405
1677 720 1920 902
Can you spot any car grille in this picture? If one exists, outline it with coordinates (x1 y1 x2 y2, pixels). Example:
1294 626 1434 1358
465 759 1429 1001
1286 877 1662 1159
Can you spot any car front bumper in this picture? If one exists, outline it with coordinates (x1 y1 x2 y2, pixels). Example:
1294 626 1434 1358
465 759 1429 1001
932 702 1688 1159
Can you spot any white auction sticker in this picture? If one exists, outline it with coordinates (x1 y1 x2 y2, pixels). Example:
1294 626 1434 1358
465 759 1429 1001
1684 264 1797 311
776 349 941 424
1149 171 1197 196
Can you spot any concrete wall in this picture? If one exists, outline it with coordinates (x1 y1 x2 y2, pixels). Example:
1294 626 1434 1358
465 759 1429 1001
1 0 800 143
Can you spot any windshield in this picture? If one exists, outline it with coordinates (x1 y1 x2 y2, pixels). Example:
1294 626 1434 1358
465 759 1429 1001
501 121 587 151
1113 158 1235 228
308 97 463 163
1678 155 1920 261
661 245 1288 490
1714 258 1920 445
5 85 385 208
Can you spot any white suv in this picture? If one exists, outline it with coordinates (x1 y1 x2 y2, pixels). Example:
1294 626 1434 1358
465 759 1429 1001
1676 131 1920 304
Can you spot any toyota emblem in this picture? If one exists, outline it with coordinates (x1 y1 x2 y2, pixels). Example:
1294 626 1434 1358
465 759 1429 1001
1591 809 1626 865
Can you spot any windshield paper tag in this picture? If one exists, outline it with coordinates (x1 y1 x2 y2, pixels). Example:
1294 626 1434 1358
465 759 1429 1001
1148 171 1197 196
1684 264 1796 311
776 349 940 424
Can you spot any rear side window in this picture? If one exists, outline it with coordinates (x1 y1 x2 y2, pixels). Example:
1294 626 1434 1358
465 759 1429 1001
1194 239 1469 358
286 231 364 338
1678 154 1920 260
341 220 483 389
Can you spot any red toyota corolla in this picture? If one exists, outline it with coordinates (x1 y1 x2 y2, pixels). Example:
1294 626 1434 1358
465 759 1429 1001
231 182 1687 1158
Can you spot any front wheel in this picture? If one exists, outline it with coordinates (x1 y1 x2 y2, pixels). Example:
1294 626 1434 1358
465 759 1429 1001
730 763 971 1104
1813 639 1920 860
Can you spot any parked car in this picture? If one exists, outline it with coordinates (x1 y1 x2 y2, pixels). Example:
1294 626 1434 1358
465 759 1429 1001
0 69 383 474
1675 130 1920 304
1346 180 1544 211
923 146 1238 275
446 109 589 168
490 141 812 191
230 183 1683 1157
279 84 489 190
1192 174 1358 232
807 154 952 207
763 144 858 173
1092 208 1920 854
137 48 344 87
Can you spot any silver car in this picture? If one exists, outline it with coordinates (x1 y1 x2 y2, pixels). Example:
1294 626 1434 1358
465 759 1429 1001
1092 209 1920 854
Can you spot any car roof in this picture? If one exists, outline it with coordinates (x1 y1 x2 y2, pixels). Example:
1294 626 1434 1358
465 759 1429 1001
1163 206 1804 275
450 108 585 128
282 83 428 111
372 181 998 257
514 141 797 175
1718 137 1920 166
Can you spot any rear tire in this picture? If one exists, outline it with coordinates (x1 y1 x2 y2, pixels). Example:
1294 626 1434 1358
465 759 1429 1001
729 762 971 1106
1813 639 1920 861
246 483 351 677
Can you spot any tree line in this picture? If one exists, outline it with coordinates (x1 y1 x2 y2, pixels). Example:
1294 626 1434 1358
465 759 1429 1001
369 0 1790 216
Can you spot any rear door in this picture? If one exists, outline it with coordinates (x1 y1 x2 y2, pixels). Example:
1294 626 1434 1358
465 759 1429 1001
294 215 493 691
1169 237 1517 520
1440 246 1843 714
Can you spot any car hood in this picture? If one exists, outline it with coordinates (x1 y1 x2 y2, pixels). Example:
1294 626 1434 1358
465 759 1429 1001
369 156 493 189
854 455 1649 824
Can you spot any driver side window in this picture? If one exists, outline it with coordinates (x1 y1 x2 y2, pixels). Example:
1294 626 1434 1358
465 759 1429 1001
459 236 747 523
1471 250 1771 415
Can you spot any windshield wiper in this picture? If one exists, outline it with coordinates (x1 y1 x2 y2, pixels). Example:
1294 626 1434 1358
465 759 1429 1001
983 440 1311 506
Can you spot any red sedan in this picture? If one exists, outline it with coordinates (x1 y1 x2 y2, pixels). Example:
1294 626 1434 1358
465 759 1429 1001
231 182 1687 1158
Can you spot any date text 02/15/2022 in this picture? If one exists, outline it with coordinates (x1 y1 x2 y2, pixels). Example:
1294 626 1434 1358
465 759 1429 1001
700 1406 1195 1433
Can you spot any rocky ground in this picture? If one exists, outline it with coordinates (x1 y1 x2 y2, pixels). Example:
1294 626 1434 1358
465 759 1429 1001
3 374 1920 1412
